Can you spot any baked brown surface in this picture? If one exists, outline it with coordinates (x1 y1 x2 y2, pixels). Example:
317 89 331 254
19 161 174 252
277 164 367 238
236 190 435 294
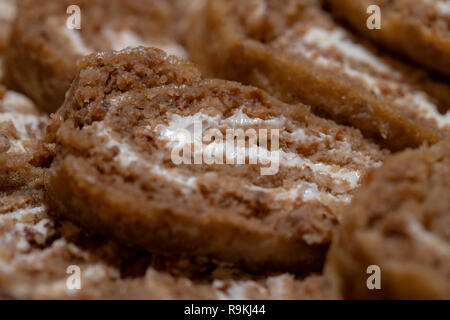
1 0 448 300
0 86 47 189
44 47 387 273
326 139 450 299
325 0 450 77
5 0 191 113
0 185 337 299
187 0 450 151
0 75 338 299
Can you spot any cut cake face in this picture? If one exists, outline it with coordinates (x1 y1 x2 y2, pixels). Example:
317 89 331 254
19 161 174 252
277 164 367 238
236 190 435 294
45 47 387 273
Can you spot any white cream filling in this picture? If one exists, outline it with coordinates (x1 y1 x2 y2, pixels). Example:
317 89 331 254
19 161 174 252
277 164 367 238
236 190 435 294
0 205 48 252
156 110 282 135
280 151 360 191
291 26 449 129
156 112 221 145
61 27 93 56
82 264 111 282
156 110 365 196
0 113 43 136
95 122 198 194
214 280 258 300
395 92 450 129
289 127 323 144
91 94 382 204
10 218 53 251
289 128 383 168
103 28 148 51
0 205 46 221
32 218 54 236
16 234 30 251
214 274 294 300
293 33 393 96
0 111 46 153
222 108 286 128
436 1 450 16
408 220 450 256
246 0 268 29
302 27 394 74
0 0 16 21
61 24 188 58
247 181 351 205
103 28 188 58
2 90 36 113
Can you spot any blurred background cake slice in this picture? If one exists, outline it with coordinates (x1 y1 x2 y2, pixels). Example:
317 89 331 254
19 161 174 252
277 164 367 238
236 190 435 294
326 138 450 299
325 0 450 77
187 0 450 150
5 0 195 112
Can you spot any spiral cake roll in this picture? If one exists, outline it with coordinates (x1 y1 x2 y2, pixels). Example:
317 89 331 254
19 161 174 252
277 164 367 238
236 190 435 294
0 185 210 299
326 139 450 299
326 0 450 77
0 184 337 299
187 0 450 151
0 86 47 189
5 0 190 113
44 47 387 273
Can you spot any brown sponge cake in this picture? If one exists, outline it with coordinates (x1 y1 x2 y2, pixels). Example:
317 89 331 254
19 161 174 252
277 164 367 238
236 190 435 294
5 0 190 113
325 0 450 77
326 139 450 299
0 86 47 189
0 186 209 299
187 0 450 151
45 47 387 273
1 119 336 299
0 185 337 299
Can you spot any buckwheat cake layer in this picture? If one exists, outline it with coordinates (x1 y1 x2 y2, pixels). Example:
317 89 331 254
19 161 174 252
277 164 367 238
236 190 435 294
45 47 387 273
326 139 450 299
0 86 48 189
5 0 191 113
0 185 338 299
187 0 450 151
325 0 450 77
0 74 336 299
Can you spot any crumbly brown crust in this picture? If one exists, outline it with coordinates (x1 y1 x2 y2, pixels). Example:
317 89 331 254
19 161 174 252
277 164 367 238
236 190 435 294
5 0 190 113
44 47 387 273
0 186 338 299
2 0 447 300
0 86 48 189
0 77 338 298
325 0 450 77
187 0 450 151
326 139 450 299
